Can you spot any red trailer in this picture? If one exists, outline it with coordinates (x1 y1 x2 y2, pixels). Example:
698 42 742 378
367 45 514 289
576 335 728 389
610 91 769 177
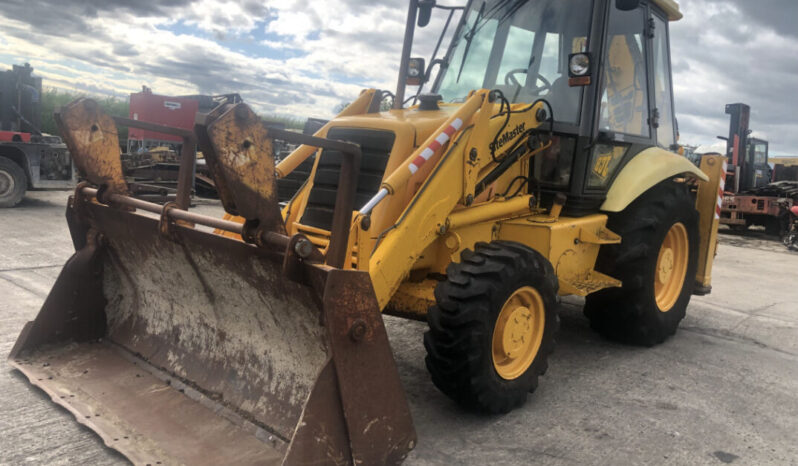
127 87 199 152
123 89 244 200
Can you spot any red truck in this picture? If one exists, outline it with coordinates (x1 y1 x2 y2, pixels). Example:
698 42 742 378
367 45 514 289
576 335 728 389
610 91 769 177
0 64 74 207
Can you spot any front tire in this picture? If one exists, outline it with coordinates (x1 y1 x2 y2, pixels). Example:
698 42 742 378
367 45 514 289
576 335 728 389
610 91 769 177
0 156 26 208
424 241 559 414
584 181 699 346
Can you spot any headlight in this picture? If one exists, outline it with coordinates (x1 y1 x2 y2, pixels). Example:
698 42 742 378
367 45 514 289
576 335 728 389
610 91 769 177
568 53 591 77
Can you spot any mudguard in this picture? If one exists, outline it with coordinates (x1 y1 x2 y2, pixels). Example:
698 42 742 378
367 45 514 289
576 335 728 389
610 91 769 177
601 146 709 213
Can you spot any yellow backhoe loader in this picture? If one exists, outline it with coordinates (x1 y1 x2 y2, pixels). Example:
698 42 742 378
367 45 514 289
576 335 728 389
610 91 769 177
10 0 727 464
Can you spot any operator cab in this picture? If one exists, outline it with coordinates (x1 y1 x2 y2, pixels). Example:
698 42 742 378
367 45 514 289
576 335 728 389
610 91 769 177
424 0 681 213
721 103 771 192
747 138 770 189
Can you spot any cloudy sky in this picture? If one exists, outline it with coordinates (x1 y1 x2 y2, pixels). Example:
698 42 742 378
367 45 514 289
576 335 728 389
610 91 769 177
1 0 796 154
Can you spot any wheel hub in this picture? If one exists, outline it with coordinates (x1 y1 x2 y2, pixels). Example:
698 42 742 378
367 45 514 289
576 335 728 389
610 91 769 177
657 248 674 284
492 286 545 380
654 223 689 312
501 306 532 358
0 171 13 196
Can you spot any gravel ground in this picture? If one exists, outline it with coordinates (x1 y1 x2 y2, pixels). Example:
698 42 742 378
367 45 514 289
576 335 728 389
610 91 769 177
1 191 797 465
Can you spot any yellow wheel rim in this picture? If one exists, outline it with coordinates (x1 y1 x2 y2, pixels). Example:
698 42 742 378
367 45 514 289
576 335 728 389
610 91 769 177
492 286 545 380
655 222 689 312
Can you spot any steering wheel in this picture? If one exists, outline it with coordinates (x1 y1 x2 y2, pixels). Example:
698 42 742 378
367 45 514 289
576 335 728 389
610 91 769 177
504 68 552 101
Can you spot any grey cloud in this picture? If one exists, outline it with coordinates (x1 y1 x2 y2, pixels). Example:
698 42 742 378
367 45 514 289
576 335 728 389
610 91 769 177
705 0 798 38
671 0 798 153
242 1 270 17
671 59 690 74
0 0 794 153
1 0 194 36
112 43 139 58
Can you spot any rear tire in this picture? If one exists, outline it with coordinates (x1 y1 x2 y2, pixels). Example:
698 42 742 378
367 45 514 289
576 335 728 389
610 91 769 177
765 216 784 237
424 241 559 414
584 181 699 346
0 156 26 208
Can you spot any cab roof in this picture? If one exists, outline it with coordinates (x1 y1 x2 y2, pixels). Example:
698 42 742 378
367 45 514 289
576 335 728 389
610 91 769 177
652 0 683 21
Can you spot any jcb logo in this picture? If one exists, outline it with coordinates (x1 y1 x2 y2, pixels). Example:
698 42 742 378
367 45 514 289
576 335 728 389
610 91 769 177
593 154 612 179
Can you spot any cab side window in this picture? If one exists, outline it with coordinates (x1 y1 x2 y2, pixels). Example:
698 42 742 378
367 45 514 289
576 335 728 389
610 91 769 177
753 143 767 165
651 14 676 148
598 5 649 137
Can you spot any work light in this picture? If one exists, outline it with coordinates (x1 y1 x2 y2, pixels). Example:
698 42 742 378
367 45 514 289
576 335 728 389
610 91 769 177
568 52 592 86
568 53 591 77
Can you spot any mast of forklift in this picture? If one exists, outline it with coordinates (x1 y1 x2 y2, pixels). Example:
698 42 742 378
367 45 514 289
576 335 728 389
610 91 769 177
724 103 751 193
722 103 770 192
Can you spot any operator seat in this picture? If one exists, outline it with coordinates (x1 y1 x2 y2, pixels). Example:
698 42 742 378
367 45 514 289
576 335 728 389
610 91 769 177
545 76 580 121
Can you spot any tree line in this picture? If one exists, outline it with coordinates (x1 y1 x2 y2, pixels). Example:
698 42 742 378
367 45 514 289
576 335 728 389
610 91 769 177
39 89 305 141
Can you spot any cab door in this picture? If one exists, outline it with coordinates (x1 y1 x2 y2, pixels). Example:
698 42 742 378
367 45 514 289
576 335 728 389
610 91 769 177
585 1 677 193
648 9 677 150
587 1 651 192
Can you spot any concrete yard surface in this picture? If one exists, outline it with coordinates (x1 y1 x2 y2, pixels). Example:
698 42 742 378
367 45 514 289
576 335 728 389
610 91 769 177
1 191 797 465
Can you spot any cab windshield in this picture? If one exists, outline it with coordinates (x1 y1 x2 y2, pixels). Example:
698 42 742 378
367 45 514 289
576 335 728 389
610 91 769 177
435 0 593 124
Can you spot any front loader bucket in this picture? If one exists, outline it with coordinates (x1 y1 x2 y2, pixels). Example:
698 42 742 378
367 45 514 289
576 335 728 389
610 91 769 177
9 98 415 465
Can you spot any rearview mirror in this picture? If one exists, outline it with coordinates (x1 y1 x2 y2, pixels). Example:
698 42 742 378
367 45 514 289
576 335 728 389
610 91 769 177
418 0 435 27
406 58 426 86
615 0 640 10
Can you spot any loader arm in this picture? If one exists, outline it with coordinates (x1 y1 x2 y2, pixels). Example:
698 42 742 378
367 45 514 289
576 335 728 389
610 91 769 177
365 91 551 308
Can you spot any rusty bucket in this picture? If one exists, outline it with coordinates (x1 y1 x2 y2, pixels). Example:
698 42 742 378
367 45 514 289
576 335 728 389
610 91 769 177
8 98 415 465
